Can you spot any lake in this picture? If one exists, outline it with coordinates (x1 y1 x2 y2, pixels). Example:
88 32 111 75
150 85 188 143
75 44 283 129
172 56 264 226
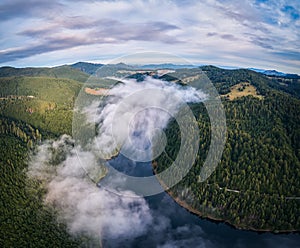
99 154 300 248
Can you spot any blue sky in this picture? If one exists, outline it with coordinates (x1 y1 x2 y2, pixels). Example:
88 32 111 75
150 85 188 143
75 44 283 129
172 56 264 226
0 0 299 73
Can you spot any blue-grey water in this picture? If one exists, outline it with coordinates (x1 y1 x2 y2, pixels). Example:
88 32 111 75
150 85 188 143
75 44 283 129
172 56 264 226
102 154 300 248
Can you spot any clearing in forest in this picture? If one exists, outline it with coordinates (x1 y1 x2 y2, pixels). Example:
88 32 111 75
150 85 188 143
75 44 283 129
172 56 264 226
223 82 263 100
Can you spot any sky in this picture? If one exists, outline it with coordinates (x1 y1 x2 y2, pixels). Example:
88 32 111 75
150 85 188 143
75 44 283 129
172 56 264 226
0 0 299 73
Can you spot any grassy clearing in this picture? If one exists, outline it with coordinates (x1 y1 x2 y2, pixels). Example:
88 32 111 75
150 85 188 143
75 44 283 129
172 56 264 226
84 87 109 95
223 82 263 100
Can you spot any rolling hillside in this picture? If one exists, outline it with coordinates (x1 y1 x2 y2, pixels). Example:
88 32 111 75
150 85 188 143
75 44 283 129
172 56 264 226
0 64 299 247
0 76 83 135
154 66 300 232
0 65 89 83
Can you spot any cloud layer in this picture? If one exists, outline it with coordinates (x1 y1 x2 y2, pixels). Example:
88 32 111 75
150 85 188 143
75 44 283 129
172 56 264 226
0 0 299 73
86 76 206 161
27 135 153 245
26 73 300 247
27 76 207 245
26 136 219 248
27 135 300 247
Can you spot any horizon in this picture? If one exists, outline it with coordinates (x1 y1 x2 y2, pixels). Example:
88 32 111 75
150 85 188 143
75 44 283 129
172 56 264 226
1 60 299 75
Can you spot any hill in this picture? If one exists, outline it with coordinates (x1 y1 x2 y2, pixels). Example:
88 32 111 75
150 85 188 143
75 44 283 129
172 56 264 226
0 64 299 246
0 65 89 82
154 66 300 232
0 71 87 246
200 65 300 99
249 68 300 79
0 76 82 135
70 62 103 75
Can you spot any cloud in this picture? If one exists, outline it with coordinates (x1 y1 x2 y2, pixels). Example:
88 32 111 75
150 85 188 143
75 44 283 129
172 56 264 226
90 20 181 44
19 18 180 37
249 36 275 50
215 0 262 23
0 0 62 21
271 50 300 61
0 36 87 63
27 136 217 247
27 75 208 245
0 18 181 63
83 76 206 162
27 135 153 244
207 32 218 37
206 32 238 41
0 0 300 73
220 34 238 41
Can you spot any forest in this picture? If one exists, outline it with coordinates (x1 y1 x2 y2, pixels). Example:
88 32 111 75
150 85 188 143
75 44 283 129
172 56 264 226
154 66 300 231
0 64 299 247
0 69 86 247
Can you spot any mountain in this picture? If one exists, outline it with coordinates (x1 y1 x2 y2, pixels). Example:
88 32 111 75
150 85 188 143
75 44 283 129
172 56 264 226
70 62 103 75
248 68 300 79
71 62 138 76
139 63 198 69
154 66 300 232
0 63 299 246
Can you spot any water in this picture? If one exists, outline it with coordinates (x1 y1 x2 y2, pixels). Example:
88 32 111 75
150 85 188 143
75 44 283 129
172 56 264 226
101 154 300 248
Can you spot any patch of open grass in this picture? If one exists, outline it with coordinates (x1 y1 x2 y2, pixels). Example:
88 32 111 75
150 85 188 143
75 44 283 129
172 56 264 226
222 82 263 100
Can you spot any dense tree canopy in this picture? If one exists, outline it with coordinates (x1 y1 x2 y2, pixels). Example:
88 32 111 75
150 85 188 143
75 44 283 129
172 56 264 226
154 67 300 231
0 66 299 247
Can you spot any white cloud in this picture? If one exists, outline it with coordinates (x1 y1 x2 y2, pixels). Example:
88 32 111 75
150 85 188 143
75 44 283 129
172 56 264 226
27 135 153 242
0 0 299 73
26 76 208 243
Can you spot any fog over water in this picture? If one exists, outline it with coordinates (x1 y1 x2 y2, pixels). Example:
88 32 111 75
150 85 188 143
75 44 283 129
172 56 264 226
27 77 300 247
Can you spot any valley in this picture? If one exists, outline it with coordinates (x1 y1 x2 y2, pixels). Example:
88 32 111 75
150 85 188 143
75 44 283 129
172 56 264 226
0 63 299 247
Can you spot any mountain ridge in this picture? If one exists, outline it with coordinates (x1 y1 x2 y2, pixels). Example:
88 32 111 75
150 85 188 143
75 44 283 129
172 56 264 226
1 62 299 78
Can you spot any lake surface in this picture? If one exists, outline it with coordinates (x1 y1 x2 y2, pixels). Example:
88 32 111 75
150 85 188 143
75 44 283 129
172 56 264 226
101 154 300 248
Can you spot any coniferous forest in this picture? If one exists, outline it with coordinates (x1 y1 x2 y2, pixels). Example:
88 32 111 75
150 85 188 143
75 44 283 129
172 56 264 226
0 64 299 247
154 66 300 232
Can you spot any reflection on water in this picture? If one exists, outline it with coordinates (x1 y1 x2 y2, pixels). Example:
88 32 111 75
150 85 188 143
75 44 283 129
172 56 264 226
101 154 300 248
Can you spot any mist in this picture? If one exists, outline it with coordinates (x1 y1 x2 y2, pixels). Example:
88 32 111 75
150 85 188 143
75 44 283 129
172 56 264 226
27 136 218 248
25 75 299 247
28 136 152 241
27 76 208 246
85 76 207 162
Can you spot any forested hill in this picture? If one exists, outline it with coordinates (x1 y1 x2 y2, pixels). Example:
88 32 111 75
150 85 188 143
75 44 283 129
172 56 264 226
0 64 299 246
0 65 89 83
200 65 300 99
0 72 85 246
70 62 103 75
154 66 300 232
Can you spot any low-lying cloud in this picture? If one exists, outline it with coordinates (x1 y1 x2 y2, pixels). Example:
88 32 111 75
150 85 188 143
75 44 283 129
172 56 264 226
28 135 153 243
25 73 298 247
88 76 206 161
27 135 216 247
27 76 207 245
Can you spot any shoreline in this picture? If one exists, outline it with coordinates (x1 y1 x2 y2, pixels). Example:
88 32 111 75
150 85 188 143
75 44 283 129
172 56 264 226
152 168 299 234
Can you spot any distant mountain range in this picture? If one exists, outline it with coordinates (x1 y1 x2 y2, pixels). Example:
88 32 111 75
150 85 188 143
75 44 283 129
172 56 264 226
70 62 197 72
71 62 103 75
69 62 300 78
1 62 299 80
138 63 198 69
248 68 300 79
